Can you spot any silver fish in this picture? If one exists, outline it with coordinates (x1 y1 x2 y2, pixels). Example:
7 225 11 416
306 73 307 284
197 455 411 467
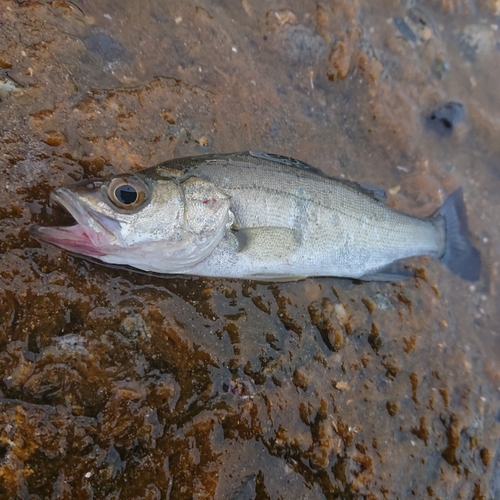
31 151 481 281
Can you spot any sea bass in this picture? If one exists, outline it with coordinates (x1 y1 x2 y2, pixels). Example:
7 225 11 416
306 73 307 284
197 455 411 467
31 151 481 281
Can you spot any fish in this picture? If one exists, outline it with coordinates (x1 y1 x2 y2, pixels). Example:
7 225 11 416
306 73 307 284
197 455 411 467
30 151 481 281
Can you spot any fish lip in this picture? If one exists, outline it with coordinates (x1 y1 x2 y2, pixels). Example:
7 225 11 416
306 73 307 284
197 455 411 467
52 187 122 238
51 187 92 225
30 188 115 257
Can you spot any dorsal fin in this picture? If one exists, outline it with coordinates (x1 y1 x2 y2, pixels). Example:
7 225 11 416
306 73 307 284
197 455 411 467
249 151 387 202
248 151 329 177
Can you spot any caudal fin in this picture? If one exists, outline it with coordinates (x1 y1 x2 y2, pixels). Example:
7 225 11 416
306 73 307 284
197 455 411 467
437 189 481 281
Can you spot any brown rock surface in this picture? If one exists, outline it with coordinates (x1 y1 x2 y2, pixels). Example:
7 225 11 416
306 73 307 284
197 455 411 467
1 0 499 498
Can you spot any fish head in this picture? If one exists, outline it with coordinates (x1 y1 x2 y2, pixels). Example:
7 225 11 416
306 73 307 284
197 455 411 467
31 172 232 273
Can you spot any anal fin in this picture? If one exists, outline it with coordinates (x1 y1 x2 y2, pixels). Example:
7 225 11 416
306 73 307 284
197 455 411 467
359 261 414 281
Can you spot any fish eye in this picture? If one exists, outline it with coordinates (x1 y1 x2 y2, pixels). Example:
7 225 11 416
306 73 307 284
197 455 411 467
107 177 149 210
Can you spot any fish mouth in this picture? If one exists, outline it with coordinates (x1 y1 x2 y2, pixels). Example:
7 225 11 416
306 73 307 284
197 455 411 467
30 188 116 257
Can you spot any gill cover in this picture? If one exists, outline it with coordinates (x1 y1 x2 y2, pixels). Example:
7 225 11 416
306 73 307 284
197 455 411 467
164 176 233 270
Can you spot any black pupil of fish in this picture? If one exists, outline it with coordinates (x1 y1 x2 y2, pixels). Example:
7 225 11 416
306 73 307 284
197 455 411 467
115 184 138 205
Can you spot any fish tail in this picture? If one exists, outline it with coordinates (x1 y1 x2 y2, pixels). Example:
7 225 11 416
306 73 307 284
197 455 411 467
436 188 481 281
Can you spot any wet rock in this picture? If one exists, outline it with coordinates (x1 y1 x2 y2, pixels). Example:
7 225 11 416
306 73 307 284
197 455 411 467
292 367 309 391
358 37 377 59
394 17 417 43
1 0 499 498
386 401 400 416
459 23 499 61
121 313 151 340
426 102 465 135
53 334 88 355
372 292 394 311
308 298 346 352
391 4 450 81
231 474 257 500
309 419 340 470
220 376 255 400
0 59 13 69
326 28 359 81
405 7 436 43
42 130 67 147
394 7 435 45
83 31 126 64
0 76 22 97
491 440 500 497
276 24 326 66
270 9 297 27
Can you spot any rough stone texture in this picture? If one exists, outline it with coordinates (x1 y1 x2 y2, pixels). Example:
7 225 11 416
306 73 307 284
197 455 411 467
0 0 499 498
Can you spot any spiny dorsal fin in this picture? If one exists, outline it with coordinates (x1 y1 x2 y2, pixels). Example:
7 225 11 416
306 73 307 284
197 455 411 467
248 151 329 177
249 151 387 202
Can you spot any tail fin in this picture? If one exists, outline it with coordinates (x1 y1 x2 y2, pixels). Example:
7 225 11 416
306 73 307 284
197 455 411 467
437 189 481 281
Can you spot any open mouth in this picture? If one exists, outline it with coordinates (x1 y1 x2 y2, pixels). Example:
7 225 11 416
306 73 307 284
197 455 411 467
30 188 109 257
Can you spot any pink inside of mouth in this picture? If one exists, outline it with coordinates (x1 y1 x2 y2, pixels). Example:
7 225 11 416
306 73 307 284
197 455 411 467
31 224 107 257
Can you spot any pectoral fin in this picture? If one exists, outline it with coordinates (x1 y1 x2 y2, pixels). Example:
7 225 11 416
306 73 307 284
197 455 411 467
233 227 301 262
